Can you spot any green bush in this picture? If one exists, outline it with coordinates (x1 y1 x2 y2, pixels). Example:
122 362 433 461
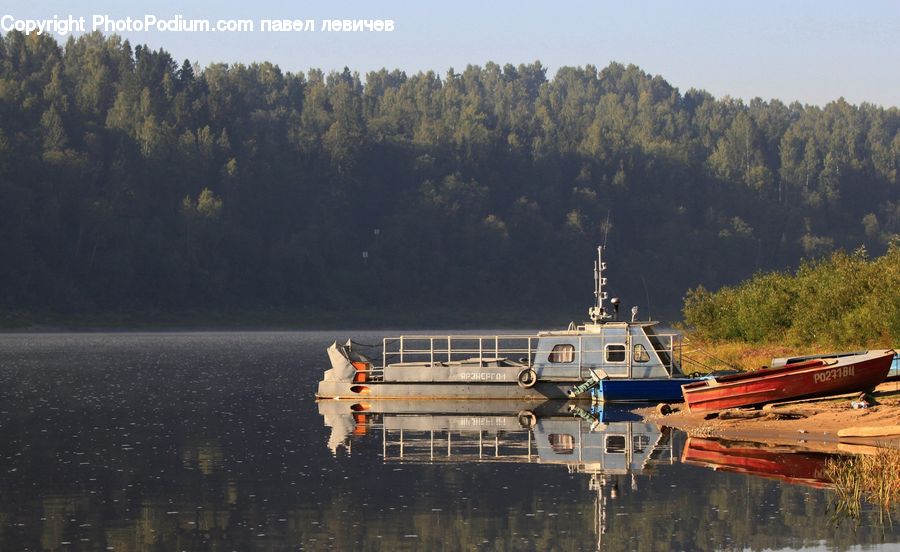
683 243 900 346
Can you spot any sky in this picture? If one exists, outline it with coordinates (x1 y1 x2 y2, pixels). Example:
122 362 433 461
3 0 899 107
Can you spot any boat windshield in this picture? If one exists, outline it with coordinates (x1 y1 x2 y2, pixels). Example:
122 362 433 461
644 326 677 375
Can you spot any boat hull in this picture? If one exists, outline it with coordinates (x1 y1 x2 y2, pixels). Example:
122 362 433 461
597 378 699 403
318 377 701 402
316 380 577 400
681 349 894 413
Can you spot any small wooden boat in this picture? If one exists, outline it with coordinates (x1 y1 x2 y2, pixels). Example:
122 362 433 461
681 349 895 413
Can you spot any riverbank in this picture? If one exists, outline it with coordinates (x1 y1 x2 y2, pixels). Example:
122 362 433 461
642 380 900 450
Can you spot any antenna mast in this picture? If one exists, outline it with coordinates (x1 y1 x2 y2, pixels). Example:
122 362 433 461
588 245 610 323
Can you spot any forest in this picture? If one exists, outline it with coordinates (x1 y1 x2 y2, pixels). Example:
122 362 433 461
0 30 898 324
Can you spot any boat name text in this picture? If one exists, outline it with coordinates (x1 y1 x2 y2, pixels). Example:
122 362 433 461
813 365 854 384
457 372 508 381
454 417 511 427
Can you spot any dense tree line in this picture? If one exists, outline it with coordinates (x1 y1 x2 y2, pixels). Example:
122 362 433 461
0 31 898 320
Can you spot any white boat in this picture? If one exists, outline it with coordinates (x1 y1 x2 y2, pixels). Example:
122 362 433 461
316 246 704 402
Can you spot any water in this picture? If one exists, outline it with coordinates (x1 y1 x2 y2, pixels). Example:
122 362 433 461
0 332 896 551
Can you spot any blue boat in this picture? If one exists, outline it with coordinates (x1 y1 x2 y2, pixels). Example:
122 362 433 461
316 246 705 402
594 378 690 403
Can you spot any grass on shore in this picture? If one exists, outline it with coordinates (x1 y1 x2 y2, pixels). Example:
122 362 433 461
825 446 900 524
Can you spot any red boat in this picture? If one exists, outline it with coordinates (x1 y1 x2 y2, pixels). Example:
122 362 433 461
682 437 833 488
681 349 895 413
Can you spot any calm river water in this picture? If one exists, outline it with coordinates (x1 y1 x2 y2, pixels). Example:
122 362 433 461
0 332 896 551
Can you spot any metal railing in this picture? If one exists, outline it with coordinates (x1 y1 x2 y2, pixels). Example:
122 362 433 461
354 329 687 379
381 334 539 369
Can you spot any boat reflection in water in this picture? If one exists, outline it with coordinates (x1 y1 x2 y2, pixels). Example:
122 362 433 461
318 400 900 546
682 437 834 489
319 400 673 549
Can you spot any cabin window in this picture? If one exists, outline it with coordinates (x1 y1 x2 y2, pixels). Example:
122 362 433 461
605 435 626 454
633 434 650 453
633 343 650 363
549 434 575 454
605 344 626 363
549 344 575 363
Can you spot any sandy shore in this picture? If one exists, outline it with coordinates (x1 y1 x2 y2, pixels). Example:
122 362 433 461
640 380 900 452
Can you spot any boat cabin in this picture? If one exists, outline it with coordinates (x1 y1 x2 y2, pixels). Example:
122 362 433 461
532 322 679 381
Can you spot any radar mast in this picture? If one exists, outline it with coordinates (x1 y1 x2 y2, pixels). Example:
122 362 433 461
588 246 612 323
